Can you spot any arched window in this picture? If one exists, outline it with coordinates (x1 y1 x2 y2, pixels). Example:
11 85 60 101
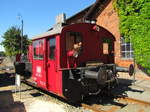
120 37 133 59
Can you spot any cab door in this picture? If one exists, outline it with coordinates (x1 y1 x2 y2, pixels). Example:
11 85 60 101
32 39 47 89
47 37 58 93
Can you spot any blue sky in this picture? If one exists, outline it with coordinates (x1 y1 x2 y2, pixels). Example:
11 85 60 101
0 0 95 51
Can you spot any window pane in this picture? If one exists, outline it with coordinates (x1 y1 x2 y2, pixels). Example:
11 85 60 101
126 52 130 58
103 43 109 54
126 43 130 51
121 52 125 58
66 32 83 57
33 41 38 59
49 38 56 60
121 45 125 51
131 52 134 58
131 45 133 51
120 37 133 59
75 32 82 43
33 39 44 60
38 40 44 59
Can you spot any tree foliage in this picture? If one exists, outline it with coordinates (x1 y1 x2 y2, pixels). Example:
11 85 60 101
114 0 150 74
0 51 5 57
1 26 30 56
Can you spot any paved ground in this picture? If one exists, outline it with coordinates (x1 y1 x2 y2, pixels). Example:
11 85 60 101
0 74 67 112
0 73 86 112
0 71 150 112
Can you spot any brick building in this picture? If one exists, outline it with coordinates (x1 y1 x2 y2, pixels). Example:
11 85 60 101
66 0 134 67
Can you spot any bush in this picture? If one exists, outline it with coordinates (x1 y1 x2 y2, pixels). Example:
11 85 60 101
114 0 150 75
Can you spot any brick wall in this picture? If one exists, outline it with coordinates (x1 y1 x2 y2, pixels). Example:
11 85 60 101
96 0 133 67
66 0 134 67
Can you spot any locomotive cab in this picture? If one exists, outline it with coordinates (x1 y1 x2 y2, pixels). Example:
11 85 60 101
15 23 134 103
60 23 116 102
60 23 115 69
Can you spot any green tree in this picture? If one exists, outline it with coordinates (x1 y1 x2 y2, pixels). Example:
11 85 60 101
114 0 150 74
0 51 5 57
1 26 30 56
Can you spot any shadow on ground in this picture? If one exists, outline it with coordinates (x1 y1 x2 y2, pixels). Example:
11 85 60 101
0 90 26 112
0 73 27 112
82 78 144 106
0 73 15 87
30 78 144 107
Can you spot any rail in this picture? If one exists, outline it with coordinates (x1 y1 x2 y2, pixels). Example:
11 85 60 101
81 103 106 112
116 96 150 106
82 96 150 112
0 66 14 71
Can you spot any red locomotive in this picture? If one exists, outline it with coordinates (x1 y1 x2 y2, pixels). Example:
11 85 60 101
15 22 133 102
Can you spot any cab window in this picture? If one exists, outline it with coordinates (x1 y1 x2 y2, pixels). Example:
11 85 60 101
102 38 113 55
33 39 44 60
65 32 83 58
66 32 82 51
49 37 56 60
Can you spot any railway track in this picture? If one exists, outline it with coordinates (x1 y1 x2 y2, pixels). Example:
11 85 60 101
81 95 150 112
22 81 150 112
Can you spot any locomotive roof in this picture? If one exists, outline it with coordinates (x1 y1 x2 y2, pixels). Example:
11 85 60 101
32 23 64 40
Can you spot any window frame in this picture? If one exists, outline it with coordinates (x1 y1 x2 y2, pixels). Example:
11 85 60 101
33 39 44 60
102 38 113 54
65 31 83 53
48 37 56 60
120 37 134 59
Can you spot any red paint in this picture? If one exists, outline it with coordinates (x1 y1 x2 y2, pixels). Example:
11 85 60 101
67 50 77 68
28 23 115 98
46 35 62 95
28 45 33 62
16 54 21 62
32 39 47 89
60 23 115 68
31 35 63 96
